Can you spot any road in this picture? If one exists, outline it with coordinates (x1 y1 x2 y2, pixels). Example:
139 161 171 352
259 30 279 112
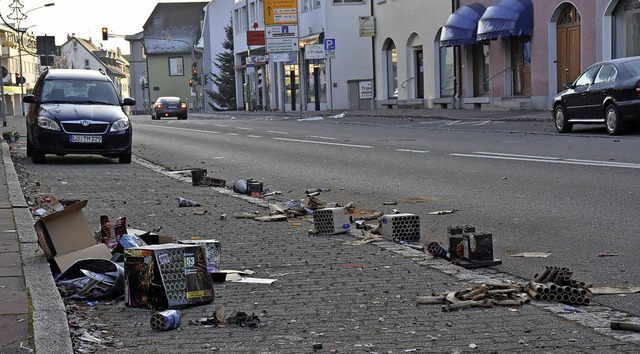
132 113 640 318
9 112 640 352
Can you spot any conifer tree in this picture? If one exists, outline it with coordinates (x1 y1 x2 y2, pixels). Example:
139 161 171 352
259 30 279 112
207 18 236 110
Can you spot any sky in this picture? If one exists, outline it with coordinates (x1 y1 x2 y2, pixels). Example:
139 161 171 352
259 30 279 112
1 0 200 55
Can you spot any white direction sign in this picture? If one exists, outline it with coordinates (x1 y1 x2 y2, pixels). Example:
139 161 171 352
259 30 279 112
266 25 299 53
305 44 325 60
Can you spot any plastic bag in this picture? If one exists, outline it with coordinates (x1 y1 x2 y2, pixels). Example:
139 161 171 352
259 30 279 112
55 259 124 300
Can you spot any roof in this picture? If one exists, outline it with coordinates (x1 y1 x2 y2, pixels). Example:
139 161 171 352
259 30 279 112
63 37 129 77
142 2 208 55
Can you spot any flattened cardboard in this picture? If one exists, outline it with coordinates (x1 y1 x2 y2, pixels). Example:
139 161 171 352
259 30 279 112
34 200 94 258
54 244 113 274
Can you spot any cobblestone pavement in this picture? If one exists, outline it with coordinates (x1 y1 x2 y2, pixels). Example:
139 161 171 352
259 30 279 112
8 135 640 354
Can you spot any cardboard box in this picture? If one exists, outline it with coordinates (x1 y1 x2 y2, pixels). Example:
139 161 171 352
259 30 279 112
463 232 495 262
124 244 215 309
34 200 112 273
111 228 175 255
177 239 221 273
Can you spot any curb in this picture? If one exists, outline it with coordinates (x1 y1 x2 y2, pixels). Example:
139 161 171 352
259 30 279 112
2 141 74 353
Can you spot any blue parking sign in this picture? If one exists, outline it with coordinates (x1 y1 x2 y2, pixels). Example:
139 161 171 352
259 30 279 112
324 38 336 51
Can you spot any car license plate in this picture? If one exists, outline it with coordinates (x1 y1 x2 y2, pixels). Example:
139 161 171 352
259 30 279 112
168 105 178 109
70 135 102 143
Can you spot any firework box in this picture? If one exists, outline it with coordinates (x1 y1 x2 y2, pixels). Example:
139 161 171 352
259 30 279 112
177 239 221 273
124 243 215 310
33 200 112 274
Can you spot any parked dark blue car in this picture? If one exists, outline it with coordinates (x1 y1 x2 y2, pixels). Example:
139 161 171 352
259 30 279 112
552 56 640 135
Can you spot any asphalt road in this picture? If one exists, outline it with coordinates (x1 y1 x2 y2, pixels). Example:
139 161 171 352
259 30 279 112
132 113 640 318
8 112 640 352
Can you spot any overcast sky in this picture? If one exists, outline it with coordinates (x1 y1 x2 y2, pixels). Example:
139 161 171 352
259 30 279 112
2 0 201 54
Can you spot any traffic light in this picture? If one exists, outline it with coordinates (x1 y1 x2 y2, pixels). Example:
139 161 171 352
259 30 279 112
191 68 198 84
102 27 108 40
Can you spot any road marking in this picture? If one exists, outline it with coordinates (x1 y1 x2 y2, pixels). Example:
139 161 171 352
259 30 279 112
273 137 373 149
137 124 220 134
309 135 337 140
247 135 262 138
226 133 239 136
237 127 253 131
450 151 640 169
268 130 289 135
396 149 429 154
418 120 448 125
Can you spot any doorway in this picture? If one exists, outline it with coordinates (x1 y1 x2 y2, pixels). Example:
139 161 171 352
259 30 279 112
415 50 424 99
556 5 581 92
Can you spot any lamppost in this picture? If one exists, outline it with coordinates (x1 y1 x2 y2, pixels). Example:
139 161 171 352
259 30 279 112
8 2 55 115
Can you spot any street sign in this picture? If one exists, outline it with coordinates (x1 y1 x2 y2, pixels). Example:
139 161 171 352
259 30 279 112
324 38 335 51
266 25 299 53
247 30 265 46
359 16 376 37
270 52 297 63
264 0 298 25
305 44 325 60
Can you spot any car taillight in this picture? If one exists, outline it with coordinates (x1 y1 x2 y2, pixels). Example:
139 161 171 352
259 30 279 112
180 102 187 109
156 103 164 108
636 82 640 97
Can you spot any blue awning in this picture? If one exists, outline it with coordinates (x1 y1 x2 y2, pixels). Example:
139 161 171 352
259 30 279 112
477 0 533 41
440 3 486 47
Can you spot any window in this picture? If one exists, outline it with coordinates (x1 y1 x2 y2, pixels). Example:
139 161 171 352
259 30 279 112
169 57 184 76
313 0 321 9
439 46 454 97
594 64 617 84
302 0 310 12
384 40 398 99
574 66 600 87
332 0 363 3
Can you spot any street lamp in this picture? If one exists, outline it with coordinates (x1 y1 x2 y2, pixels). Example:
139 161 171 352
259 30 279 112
13 2 55 115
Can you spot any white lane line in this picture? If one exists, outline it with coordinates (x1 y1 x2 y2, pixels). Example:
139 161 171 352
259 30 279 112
474 121 492 126
137 124 220 134
476 151 640 167
247 135 262 138
237 127 253 131
268 130 289 135
273 137 373 149
226 133 239 136
418 120 448 125
309 135 337 140
450 152 640 169
396 149 429 154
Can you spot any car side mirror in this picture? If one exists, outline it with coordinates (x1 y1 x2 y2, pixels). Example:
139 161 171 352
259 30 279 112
23 94 37 104
564 82 573 89
122 97 136 106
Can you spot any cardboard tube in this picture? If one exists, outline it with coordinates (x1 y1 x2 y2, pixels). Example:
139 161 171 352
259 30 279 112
610 321 640 332
527 288 541 300
416 295 445 305
493 299 524 306
534 268 551 282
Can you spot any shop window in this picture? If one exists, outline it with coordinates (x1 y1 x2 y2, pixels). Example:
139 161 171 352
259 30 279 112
384 40 398 99
439 46 454 97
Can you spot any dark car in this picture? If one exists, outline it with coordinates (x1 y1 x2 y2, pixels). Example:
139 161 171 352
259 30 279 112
151 96 188 120
552 56 640 135
23 68 135 164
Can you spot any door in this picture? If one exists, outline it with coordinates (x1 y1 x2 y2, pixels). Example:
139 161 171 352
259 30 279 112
557 5 581 92
563 65 600 119
415 50 424 99
583 64 616 119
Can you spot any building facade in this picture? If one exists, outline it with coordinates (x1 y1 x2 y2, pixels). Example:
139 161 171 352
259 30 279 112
229 0 373 112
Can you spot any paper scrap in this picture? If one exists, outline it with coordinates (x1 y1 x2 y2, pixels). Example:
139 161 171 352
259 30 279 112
589 286 640 295
510 252 551 258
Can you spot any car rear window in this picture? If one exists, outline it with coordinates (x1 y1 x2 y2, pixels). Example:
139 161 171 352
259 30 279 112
161 97 180 104
624 59 640 76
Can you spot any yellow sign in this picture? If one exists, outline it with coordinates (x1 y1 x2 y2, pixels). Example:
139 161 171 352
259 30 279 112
264 0 298 25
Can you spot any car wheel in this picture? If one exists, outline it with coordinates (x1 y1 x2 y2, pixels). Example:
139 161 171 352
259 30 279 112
605 104 625 135
119 153 132 164
32 152 45 164
554 105 572 133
